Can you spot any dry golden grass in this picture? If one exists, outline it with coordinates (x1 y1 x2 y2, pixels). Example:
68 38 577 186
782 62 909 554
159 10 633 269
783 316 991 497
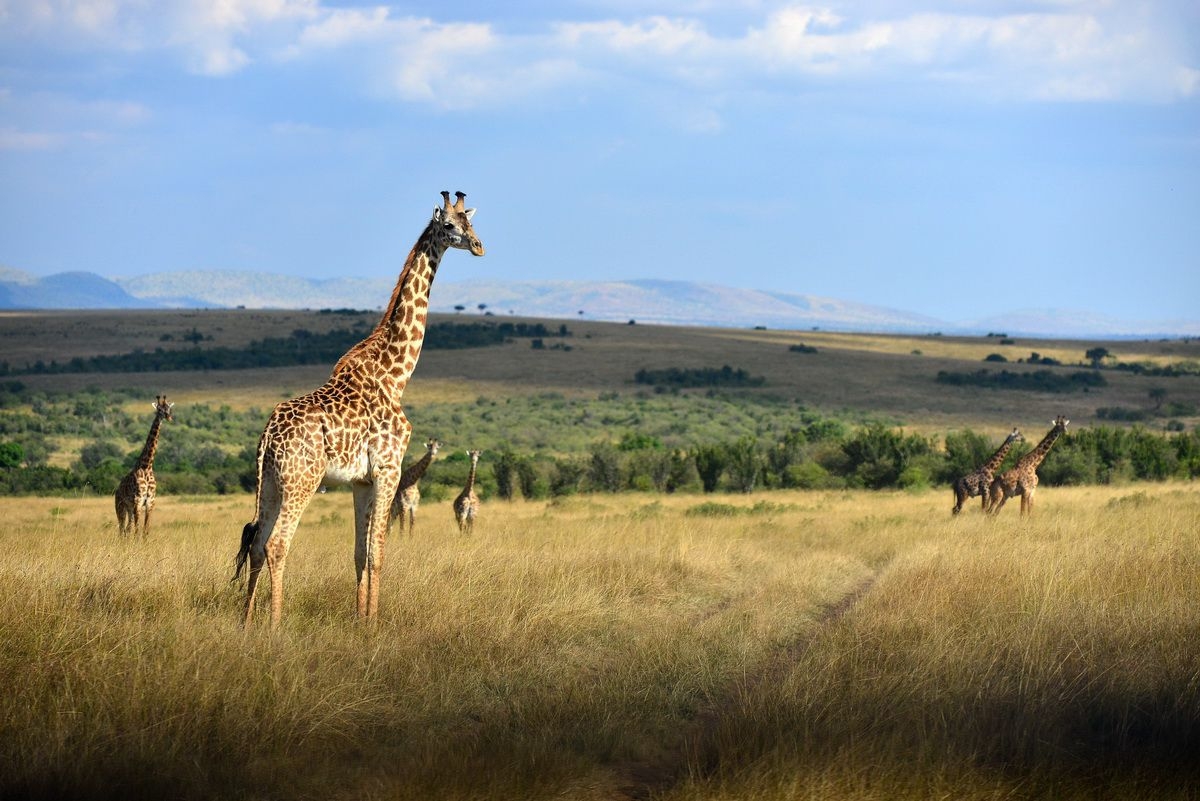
2 484 1196 800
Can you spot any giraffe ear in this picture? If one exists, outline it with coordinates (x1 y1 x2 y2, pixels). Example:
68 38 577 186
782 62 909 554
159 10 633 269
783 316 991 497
432 206 444 223
464 208 476 220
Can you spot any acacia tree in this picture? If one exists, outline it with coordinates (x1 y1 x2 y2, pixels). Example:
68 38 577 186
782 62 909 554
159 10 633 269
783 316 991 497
1085 346 1111 367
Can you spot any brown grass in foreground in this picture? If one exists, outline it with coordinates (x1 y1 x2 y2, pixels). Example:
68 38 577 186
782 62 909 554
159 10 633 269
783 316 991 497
0 484 1196 800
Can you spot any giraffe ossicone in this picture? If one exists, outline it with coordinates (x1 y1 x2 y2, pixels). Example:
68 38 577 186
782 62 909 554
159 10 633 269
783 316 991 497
233 192 484 628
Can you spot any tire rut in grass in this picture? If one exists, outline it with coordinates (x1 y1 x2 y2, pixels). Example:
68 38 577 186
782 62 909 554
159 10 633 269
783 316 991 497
608 569 883 801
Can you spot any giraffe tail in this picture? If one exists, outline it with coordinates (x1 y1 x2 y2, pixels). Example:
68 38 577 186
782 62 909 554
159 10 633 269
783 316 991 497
233 430 270 583
231 521 259 582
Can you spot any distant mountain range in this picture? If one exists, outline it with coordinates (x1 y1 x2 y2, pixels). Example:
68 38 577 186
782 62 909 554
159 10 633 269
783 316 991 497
1 266 1195 339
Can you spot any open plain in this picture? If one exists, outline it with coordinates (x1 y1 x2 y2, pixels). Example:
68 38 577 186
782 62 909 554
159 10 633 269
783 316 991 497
0 308 1198 799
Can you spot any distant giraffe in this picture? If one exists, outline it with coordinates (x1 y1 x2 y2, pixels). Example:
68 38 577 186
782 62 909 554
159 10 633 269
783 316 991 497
987 416 1069 516
114 395 174 536
391 438 440 534
453 449 481 534
232 192 484 628
952 428 1022 515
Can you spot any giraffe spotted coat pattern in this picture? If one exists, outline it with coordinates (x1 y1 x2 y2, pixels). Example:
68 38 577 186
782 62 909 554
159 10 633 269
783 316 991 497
987 416 1069 516
951 428 1022 515
233 192 484 628
114 395 174 536
391 438 440 534
453 449 481 534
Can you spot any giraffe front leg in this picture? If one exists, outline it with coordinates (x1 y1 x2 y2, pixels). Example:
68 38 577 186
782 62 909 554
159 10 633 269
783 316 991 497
142 498 153 537
366 475 400 619
353 485 372 619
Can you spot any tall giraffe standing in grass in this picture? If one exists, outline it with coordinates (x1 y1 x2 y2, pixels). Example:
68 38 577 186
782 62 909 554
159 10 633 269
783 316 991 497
391 438 440 534
114 395 174 536
951 428 1022 515
233 192 484 627
987 416 1069 517
453 449 481 534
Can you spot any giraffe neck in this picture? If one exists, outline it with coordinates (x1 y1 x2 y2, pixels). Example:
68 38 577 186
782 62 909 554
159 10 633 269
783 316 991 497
1020 427 1064 469
338 223 447 398
982 435 1018 472
137 415 165 471
465 459 478 491
400 448 435 485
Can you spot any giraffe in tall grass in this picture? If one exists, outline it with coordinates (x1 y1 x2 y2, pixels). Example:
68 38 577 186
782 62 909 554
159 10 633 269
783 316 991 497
391 438 440 534
114 395 173 536
987 417 1069 516
233 193 484 627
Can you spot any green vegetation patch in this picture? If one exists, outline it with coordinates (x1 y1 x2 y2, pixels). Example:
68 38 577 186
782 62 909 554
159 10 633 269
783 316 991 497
936 368 1106 393
634 364 766 388
0 321 570 376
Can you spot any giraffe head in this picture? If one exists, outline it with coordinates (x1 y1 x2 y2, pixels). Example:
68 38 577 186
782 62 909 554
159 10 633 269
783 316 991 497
433 191 484 256
426 438 441 458
153 395 175 423
1006 428 1023 443
1050 415 1069 433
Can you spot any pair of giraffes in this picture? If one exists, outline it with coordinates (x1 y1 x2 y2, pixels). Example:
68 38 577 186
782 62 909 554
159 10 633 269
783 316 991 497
951 416 1070 516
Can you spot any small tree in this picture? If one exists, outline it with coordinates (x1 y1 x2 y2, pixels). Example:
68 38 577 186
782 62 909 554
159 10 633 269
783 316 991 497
726 436 761 493
1085 346 1111 367
692 444 728 493
588 444 622 493
492 449 518 500
0 441 23 469
1149 387 1168 412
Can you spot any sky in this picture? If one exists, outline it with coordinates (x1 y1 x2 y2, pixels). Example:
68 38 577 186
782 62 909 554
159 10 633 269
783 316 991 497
1 0 1198 325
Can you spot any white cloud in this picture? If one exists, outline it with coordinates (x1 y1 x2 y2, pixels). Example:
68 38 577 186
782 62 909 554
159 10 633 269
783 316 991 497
555 16 713 55
1 1 1195 104
296 6 389 49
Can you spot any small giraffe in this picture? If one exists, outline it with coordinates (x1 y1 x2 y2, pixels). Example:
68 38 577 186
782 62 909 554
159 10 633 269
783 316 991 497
391 438 440 534
114 395 174 536
951 428 1022 515
453 449 481 534
233 192 484 627
987 416 1069 516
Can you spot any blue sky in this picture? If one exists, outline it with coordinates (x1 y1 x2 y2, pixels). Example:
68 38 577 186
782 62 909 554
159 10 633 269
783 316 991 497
2 1 1198 325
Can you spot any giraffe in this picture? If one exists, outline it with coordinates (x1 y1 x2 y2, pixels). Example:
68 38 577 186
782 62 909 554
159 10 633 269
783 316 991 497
114 395 174 536
232 192 484 627
987 416 1069 517
951 428 1023 515
391 438 440 534
453 449 481 534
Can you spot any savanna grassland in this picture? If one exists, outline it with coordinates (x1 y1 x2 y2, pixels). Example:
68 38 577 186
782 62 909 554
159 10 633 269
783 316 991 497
1 485 1197 800
1 308 1198 799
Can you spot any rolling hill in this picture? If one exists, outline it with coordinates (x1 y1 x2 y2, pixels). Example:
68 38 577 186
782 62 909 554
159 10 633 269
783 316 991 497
1 266 1196 338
